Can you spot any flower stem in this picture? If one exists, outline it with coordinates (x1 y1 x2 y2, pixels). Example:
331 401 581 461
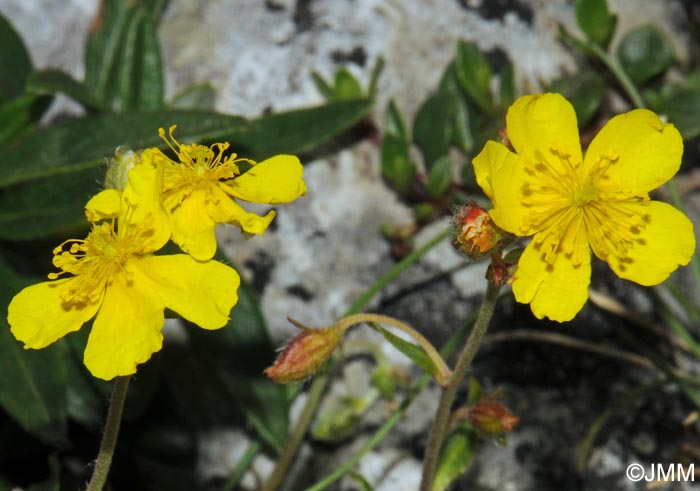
333 313 452 386
586 42 646 109
86 376 131 491
419 280 501 491
261 228 451 491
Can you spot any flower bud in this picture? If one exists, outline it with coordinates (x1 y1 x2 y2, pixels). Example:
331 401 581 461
264 319 344 383
105 146 141 191
452 202 505 258
468 398 519 438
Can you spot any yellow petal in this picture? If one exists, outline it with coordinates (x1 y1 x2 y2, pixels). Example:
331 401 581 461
603 200 696 285
170 188 218 261
473 140 532 235
84 271 165 380
122 159 171 251
512 226 591 322
8 278 101 349
506 93 583 169
132 255 240 329
207 185 276 236
225 155 307 204
85 189 121 221
583 109 683 194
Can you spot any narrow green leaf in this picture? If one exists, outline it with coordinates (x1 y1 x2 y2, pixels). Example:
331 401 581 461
333 68 363 100
498 60 516 109
27 69 107 110
427 155 452 198
452 95 473 153
663 88 700 139
370 324 439 379
432 426 478 491
413 91 454 168
575 0 617 48
0 13 32 102
368 57 385 98
0 100 371 239
617 25 674 84
84 0 131 103
0 94 52 147
380 133 414 192
454 41 493 112
548 71 604 127
384 99 407 139
119 13 164 111
311 71 335 100
0 260 67 447
170 83 217 110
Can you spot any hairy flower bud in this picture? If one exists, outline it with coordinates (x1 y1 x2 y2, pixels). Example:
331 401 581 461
452 202 505 259
468 398 519 438
264 319 344 383
105 146 141 191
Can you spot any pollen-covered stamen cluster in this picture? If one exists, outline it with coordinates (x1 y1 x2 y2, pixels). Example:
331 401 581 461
49 222 126 305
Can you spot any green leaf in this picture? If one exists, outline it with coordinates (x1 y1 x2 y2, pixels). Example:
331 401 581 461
0 99 371 239
311 71 335 100
170 83 217 110
0 260 68 447
548 71 604 127
384 99 407 139
617 25 674 84
0 94 52 147
368 57 385 98
84 0 132 104
575 0 617 48
662 88 700 139
0 13 33 102
370 324 440 379
119 13 164 111
432 426 478 491
380 133 414 192
427 155 452 198
498 59 516 109
452 94 473 153
27 69 107 110
333 68 363 100
454 41 493 112
413 91 454 168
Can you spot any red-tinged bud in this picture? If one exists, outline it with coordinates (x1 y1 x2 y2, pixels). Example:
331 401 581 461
468 398 519 438
264 319 344 384
452 202 505 259
486 253 516 287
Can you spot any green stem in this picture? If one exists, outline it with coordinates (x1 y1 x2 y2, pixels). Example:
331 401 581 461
587 42 646 109
85 376 131 491
419 281 501 491
261 228 451 491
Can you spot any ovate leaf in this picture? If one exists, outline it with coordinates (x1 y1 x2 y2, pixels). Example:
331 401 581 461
575 0 617 48
617 25 674 84
0 13 32 102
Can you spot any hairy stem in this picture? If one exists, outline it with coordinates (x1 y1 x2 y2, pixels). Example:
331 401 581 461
86 376 131 491
419 281 501 491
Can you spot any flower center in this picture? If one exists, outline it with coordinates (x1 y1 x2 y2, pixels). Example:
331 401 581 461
572 182 598 207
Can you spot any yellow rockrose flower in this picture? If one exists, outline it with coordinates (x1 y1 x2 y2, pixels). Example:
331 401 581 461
473 93 696 322
7 158 240 380
155 126 307 260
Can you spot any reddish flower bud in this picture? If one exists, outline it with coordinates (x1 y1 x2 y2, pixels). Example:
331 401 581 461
264 319 343 384
452 202 505 259
468 398 519 438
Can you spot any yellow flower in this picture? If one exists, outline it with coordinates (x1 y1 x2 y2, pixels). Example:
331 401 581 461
155 126 307 260
473 93 696 322
7 158 240 380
